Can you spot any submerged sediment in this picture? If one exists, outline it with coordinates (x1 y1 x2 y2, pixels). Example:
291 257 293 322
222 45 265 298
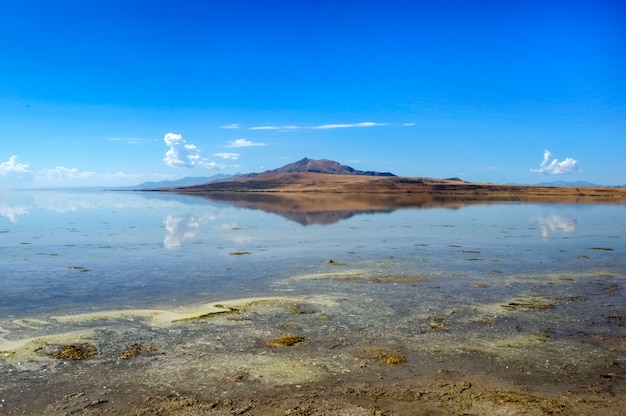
1 267 624 415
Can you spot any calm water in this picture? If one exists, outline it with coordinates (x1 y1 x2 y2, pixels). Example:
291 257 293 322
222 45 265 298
1 189 625 392
1 190 624 316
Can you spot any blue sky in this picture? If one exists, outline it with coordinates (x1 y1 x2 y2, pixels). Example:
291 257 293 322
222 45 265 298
1 0 624 188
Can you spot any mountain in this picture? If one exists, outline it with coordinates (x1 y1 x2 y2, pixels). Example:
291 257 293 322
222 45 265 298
150 158 626 203
537 180 601 187
127 174 233 190
156 158 471 193
239 158 396 177
123 159 390 190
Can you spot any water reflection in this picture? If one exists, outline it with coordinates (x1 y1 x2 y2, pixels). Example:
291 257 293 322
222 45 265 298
0 204 28 223
163 214 201 248
194 192 483 225
1 190 625 413
0 190 207 218
536 214 576 238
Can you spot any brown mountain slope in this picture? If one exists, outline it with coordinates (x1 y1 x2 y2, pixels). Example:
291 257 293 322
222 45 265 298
162 172 626 202
159 158 626 203
238 157 395 177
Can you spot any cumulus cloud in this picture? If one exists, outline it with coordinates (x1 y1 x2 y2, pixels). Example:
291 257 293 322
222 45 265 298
213 152 239 160
226 138 266 148
531 150 580 175
0 155 30 174
163 133 216 169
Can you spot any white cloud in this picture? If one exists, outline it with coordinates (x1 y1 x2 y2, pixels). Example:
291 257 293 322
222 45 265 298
219 124 240 129
33 170 186 188
39 166 96 181
0 155 30 174
98 171 176 183
531 150 580 175
213 152 239 160
249 125 299 130
163 133 216 169
247 122 392 130
314 122 387 129
226 138 266 148
106 137 154 144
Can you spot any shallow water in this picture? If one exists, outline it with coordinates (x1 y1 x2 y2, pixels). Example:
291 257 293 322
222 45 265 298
1 190 625 411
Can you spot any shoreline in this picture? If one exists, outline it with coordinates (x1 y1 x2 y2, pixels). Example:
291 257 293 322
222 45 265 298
4 351 624 415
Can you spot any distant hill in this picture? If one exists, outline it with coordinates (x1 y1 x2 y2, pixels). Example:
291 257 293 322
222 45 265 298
537 180 601 187
127 174 232 190
238 158 396 178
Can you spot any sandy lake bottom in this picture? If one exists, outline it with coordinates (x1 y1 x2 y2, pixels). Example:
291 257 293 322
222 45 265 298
1 191 624 414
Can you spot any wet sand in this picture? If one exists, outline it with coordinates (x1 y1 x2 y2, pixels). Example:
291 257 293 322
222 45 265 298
5 355 624 415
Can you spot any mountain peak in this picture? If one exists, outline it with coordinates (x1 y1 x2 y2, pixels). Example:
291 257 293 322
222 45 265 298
263 158 396 177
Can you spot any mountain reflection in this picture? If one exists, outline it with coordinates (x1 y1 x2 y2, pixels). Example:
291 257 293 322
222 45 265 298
191 192 486 225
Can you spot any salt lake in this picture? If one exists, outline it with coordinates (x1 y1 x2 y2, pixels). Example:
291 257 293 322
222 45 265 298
1 189 624 414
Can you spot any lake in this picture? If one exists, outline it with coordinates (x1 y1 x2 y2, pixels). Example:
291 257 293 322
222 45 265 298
1 189 625 414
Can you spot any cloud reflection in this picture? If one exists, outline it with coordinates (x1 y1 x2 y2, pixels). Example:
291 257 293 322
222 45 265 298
536 215 575 238
0 205 29 223
163 214 201 248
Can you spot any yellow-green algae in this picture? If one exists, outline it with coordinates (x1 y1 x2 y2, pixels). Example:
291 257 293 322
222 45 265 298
356 347 406 365
292 269 366 281
50 296 333 327
500 296 557 312
0 330 94 361
266 335 307 347
48 342 97 360
117 342 158 359
1 296 337 358
12 318 51 329
140 352 352 386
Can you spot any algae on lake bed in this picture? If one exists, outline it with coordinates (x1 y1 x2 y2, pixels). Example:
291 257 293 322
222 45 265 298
266 335 307 347
47 342 97 360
